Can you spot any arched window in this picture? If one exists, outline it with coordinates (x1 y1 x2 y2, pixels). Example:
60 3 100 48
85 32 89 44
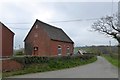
33 46 38 55
58 45 62 55
66 46 70 55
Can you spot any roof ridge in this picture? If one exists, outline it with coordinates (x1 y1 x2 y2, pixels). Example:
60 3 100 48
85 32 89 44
36 19 62 30
24 19 74 43
36 19 73 43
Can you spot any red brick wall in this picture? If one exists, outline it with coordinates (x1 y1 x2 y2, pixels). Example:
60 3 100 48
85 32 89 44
0 60 2 72
2 24 14 57
2 59 23 72
0 23 2 57
25 22 51 56
25 21 74 57
50 40 74 56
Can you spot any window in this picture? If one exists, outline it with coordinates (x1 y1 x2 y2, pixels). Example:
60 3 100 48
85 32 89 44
58 45 62 55
33 47 38 55
66 46 70 55
36 25 38 29
34 47 38 51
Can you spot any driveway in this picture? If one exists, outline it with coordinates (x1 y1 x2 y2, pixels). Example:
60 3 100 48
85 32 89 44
9 56 118 78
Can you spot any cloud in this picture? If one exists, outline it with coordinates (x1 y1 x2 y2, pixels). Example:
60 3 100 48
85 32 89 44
32 6 55 22
0 2 118 49
0 0 119 3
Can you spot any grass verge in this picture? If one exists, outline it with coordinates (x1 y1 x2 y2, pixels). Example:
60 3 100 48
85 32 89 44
102 55 120 68
3 56 97 77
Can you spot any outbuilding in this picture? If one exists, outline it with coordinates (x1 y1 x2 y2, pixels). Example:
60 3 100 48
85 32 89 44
0 22 14 57
24 19 74 56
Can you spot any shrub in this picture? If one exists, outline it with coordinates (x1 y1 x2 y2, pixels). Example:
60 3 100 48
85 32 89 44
11 55 96 68
14 48 25 56
3 55 97 77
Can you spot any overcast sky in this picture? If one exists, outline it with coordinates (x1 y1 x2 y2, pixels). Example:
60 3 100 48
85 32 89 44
0 0 119 49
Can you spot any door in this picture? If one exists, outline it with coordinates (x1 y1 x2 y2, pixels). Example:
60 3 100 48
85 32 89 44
33 47 38 56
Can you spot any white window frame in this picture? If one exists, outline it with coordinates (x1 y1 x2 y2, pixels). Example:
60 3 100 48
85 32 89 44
58 45 62 56
66 46 70 55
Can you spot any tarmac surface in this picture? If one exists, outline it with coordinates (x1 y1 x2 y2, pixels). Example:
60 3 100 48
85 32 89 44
9 56 118 78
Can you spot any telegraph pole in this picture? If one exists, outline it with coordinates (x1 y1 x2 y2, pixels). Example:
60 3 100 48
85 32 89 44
109 40 112 57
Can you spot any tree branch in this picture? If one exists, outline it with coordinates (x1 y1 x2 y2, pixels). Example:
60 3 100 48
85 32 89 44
91 15 120 44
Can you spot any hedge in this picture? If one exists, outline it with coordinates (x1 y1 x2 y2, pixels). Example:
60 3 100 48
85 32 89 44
3 55 97 77
11 54 95 67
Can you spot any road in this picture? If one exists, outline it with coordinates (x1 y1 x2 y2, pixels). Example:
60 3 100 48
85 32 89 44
9 56 118 78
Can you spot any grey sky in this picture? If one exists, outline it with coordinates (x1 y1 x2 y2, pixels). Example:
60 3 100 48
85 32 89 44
0 1 119 49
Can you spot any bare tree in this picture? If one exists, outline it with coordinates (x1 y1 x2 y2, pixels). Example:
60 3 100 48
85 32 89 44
92 14 120 45
92 14 120 58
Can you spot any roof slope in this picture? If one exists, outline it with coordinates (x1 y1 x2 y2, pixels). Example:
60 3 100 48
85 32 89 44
37 19 74 43
24 19 74 43
0 22 15 34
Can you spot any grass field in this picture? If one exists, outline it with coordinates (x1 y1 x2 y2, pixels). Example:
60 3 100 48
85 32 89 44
75 46 119 68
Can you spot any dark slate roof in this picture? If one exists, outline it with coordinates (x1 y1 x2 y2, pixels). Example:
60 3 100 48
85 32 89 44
36 20 73 43
36 19 74 43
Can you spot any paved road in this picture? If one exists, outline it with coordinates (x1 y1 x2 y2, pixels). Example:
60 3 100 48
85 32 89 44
9 56 118 78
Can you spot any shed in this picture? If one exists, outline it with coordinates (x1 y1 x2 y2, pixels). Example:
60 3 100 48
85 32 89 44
0 22 14 57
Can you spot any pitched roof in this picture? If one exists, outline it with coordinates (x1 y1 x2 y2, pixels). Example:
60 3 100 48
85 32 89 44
24 19 74 43
38 20 74 43
0 22 15 35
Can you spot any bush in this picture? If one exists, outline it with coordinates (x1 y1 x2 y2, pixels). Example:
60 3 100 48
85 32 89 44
11 56 49 67
3 55 97 77
12 55 95 68
14 48 25 56
15 51 24 56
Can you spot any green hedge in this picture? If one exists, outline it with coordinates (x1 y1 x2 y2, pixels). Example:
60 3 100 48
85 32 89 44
3 55 97 77
12 55 95 67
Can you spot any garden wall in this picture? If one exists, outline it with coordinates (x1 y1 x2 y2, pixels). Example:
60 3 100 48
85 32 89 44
2 58 23 72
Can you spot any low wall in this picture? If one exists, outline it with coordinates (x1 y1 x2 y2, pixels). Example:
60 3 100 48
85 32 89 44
2 59 23 72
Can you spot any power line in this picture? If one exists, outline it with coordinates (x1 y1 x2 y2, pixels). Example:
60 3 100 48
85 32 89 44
5 18 100 24
9 27 30 30
49 19 83 23
5 22 31 24
6 18 100 30
49 18 100 23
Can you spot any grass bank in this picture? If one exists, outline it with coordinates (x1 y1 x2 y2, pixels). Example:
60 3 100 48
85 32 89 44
102 54 119 68
3 56 97 77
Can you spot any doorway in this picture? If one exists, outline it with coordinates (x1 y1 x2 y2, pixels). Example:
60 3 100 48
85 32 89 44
33 47 38 55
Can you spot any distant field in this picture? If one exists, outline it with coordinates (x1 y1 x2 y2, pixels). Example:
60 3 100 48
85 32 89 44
74 46 119 68
74 46 118 55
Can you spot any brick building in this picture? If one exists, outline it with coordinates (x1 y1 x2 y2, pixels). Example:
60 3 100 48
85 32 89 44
0 22 14 57
24 19 74 56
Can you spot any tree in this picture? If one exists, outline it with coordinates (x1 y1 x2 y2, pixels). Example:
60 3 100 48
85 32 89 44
92 14 120 57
